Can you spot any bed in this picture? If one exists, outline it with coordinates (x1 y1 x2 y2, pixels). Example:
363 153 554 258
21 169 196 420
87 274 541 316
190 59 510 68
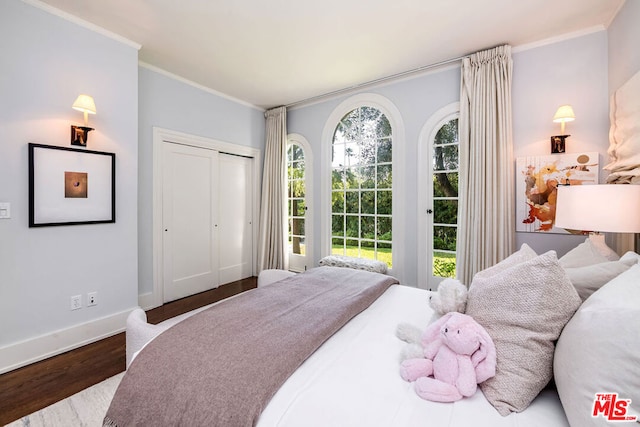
106 243 640 427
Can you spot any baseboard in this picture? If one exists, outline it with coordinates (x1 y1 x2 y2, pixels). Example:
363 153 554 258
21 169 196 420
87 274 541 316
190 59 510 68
0 308 133 375
138 291 160 311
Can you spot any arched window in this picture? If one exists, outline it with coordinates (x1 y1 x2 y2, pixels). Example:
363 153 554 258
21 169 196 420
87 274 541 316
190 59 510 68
418 103 460 289
322 94 405 280
330 106 393 267
286 133 313 272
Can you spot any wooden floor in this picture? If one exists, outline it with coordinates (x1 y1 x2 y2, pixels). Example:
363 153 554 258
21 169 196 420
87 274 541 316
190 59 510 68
0 277 257 425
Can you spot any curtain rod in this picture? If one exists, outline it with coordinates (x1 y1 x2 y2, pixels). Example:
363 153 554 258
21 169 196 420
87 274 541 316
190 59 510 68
285 55 466 109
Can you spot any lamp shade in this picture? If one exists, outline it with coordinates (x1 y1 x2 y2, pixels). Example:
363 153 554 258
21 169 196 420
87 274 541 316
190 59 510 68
552 105 575 123
72 94 97 115
555 184 640 233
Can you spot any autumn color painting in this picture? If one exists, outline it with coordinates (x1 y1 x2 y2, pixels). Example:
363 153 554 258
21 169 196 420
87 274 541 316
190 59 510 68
516 152 598 233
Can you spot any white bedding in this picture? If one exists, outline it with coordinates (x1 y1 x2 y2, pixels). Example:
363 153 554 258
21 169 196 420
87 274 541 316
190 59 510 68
130 284 569 426
257 284 568 427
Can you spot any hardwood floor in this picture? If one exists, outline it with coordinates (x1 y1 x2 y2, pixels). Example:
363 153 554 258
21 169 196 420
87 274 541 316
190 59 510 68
0 277 257 425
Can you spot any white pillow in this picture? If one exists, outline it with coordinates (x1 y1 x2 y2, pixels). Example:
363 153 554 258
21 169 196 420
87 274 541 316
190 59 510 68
466 251 581 416
472 243 537 280
564 258 637 301
554 264 640 427
559 237 619 268
620 251 640 263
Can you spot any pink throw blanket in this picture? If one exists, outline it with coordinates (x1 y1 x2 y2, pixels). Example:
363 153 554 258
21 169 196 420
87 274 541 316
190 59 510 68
104 267 398 427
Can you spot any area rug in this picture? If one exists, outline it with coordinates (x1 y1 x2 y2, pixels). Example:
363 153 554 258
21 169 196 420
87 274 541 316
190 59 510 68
6 373 123 427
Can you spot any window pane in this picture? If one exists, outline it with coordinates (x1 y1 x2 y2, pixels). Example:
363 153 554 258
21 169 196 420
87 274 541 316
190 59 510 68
377 164 392 188
332 169 344 189
433 172 458 197
292 218 305 236
376 115 392 139
345 141 360 166
360 166 375 189
434 119 458 145
345 192 359 213
361 216 375 240
433 144 458 171
293 199 306 216
332 237 344 249
434 199 457 224
433 225 457 251
377 190 392 215
291 180 304 198
346 215 359 238
346 239 359 256
361 191 375 215
377 138 392 163
332 214 344 234
433 251 456 278
291 236 305 255
332 191 344 212
377 216 392 240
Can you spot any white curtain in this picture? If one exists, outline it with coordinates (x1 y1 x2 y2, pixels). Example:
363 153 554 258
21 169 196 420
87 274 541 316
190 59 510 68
258 106 288 272
457 45 515 285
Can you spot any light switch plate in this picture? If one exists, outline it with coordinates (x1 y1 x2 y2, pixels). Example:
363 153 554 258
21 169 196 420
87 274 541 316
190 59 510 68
0 202 10 219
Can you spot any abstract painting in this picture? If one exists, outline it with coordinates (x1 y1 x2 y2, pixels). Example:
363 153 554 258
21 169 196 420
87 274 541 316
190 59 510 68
516 152 598 233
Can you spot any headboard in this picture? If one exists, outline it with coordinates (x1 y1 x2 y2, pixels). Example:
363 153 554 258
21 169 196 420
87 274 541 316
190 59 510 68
604 70 640 184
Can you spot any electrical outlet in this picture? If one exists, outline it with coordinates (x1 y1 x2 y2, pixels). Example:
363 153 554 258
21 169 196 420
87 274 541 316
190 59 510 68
87 292 97 307
70 295 82 310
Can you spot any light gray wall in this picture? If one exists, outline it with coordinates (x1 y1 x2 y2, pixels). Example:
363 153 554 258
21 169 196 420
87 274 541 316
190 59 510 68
137 66 265 296
0 0 139 345
513 31 610 256
288 30 611 287
608 0 640 94
288 68 460 287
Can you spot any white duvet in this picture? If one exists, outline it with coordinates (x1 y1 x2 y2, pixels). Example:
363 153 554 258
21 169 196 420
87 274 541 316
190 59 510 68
257 284 569 427
131 284 569 426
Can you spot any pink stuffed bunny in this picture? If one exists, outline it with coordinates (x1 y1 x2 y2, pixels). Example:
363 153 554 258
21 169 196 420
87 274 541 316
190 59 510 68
399 312 496 402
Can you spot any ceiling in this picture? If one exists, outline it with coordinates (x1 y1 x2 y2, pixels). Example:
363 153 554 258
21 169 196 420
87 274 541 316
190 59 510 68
35 0 625 109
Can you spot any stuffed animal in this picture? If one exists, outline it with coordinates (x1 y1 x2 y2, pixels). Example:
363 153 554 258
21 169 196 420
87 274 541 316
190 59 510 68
429 278 467 315
399 312 496 402
395 279 468 361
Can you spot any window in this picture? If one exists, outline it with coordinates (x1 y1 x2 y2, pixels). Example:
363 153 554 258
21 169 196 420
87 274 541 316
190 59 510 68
431 118 459 279
418 102 459 289
330 106 392 267
286 134 312 272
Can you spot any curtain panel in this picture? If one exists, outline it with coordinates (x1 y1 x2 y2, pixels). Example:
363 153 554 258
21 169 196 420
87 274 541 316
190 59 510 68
457 45 515 285
258 106 288 271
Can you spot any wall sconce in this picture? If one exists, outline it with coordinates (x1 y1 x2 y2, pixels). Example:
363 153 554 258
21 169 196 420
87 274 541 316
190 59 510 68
71 94 96 146
550 105 575 154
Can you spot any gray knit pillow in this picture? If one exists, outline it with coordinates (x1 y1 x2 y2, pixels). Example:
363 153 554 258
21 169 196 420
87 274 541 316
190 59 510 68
466 251 581 416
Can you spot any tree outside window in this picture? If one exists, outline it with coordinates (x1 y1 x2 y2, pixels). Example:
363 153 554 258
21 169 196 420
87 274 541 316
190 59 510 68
331 106 392 267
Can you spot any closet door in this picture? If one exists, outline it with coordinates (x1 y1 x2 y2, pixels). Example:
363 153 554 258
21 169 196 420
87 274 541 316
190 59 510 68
218 153 253 284
162 142 219 302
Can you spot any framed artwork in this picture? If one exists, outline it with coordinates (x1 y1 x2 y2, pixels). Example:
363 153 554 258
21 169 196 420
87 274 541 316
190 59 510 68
516 152 598 233
28 143 115 227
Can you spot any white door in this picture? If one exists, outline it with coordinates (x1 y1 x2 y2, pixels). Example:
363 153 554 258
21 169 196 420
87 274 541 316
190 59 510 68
218 153 253 284
163 142 219 302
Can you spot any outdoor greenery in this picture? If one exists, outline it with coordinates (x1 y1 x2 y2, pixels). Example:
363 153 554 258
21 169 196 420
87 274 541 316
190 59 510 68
287 144 306 254
431 118 459 277
331 106 393 267
288 112 460 279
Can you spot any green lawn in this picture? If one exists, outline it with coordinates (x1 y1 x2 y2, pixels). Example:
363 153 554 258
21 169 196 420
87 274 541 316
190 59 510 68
331 246 457 278
332 245 392 267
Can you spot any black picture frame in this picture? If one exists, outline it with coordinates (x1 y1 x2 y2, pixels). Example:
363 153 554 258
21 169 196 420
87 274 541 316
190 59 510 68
28 143 116 227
